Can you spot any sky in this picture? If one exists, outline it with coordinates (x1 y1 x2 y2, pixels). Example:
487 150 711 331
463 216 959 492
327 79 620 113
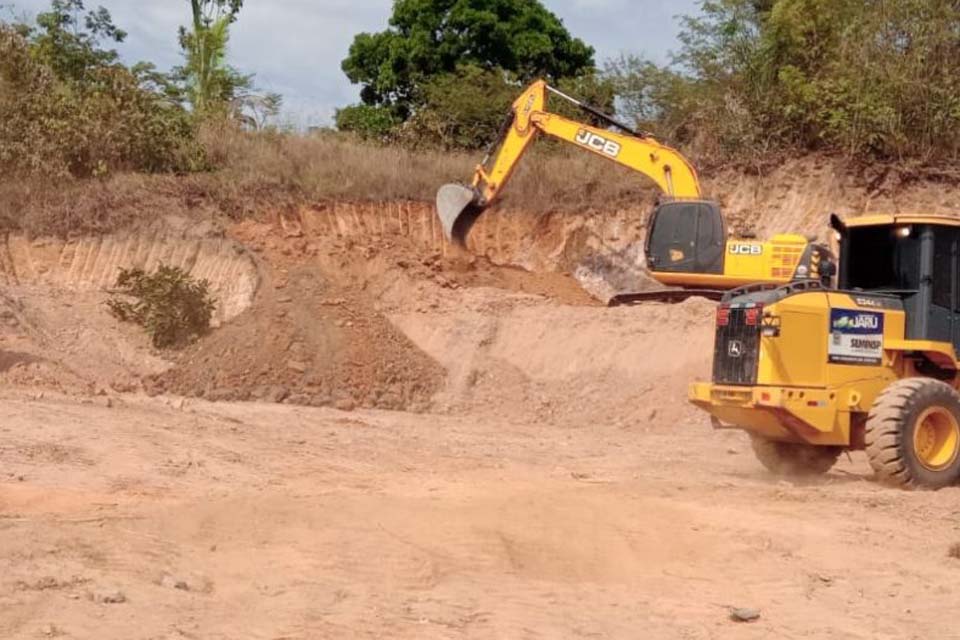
4 0 701 127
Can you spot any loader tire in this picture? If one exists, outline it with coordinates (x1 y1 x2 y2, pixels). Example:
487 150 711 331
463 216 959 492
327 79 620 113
865 378 960 489
748 435 842 476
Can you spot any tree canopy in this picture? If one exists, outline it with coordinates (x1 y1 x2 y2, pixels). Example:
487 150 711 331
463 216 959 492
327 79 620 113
178 0 246 115
0 3 198 177
341 0 595 114
608 0 960 161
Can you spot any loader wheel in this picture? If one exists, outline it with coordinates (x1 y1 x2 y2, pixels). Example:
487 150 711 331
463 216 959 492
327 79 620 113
748 435 842 476
865 378 960 489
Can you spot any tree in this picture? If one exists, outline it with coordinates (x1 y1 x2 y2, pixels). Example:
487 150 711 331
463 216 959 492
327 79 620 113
177 0 283 126
395 64 519 149
334 104 400 142
234 91 284 130
341 0 595 117
0 8 199 178
29 0 126 83
178 0 248 115
605 0 960 160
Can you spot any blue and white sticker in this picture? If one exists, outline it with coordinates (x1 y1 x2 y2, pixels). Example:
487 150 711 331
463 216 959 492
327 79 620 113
828 309 884 365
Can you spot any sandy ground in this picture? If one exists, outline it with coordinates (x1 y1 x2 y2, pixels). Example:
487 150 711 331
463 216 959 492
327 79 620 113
4 205 960 639
3 392 960 640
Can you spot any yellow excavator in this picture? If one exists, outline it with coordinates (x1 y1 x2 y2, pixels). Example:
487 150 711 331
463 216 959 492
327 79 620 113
436 80 835 303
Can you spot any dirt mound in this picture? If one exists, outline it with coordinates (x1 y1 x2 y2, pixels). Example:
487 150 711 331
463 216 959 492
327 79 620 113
393 251 597 306
238 206 712 425
145 223 446 410
145 212 610 412
145 271 442 410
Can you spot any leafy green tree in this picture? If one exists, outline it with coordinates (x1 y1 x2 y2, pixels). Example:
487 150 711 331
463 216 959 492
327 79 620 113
396 65 518 149
26 0 125 82
341 0 595 117
178 0 248 115
0 6 199 178
334 104 401 142
177 0 283 127
356 63 615 150
609 0 960 160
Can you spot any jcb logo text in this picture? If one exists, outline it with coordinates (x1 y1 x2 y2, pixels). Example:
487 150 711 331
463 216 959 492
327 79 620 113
575 129 621 158
729 244 763 255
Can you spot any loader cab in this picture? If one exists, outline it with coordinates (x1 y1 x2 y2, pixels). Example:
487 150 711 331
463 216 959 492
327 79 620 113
645 200 725 275
837 215 960 354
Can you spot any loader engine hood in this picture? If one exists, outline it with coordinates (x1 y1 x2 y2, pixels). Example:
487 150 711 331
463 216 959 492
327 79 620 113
713 283 902 388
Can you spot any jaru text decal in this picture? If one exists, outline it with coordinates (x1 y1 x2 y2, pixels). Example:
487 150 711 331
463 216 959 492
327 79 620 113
828 309 884 365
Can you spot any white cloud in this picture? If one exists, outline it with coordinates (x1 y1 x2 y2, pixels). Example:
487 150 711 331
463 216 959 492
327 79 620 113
6 0 699 125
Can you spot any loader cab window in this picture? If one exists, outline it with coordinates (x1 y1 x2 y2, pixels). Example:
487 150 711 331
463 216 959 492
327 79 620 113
840 225 920 292
929 227 958 347
840 223 960 352
646 201 725 275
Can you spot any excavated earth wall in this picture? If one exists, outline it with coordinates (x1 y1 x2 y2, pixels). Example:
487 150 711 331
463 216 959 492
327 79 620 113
1 156 957 417
288 157 960 300
0 229 259 324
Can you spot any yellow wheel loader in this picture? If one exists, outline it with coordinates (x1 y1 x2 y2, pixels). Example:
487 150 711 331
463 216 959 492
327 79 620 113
690 214 960 489
436 80 835 303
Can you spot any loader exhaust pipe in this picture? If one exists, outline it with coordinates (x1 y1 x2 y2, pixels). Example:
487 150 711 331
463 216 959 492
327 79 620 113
436 183 485 246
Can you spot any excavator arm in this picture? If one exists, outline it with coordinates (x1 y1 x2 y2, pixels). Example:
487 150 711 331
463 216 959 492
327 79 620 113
436 80 702 244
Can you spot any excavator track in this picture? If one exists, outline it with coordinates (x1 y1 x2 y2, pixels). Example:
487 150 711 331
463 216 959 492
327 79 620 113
607 289 724 306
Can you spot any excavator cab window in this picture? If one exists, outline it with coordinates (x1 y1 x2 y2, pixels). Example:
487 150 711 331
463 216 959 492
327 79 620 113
646 201 725 275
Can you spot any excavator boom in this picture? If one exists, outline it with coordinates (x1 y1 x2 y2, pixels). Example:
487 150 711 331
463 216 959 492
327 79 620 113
436 81 701 244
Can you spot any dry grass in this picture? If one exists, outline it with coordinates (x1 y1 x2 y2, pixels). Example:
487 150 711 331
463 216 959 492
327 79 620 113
203 127 656 211
0 128 659 237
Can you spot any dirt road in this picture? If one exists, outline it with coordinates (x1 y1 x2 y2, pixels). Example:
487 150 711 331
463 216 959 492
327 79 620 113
3 391 960 640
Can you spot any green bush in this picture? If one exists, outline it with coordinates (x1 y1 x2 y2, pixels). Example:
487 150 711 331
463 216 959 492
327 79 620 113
398 66 518 150
0 14 201 178
608 0 960 161
334 104 401 141
107 265 217 349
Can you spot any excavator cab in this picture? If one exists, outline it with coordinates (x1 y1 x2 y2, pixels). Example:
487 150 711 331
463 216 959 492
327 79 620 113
645 200 725 275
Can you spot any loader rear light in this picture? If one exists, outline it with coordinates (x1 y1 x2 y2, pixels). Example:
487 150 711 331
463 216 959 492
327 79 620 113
716 305 730 326
744 304 763 326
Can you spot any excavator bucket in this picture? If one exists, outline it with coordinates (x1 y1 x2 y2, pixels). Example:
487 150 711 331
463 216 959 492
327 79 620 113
436 184 485 246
